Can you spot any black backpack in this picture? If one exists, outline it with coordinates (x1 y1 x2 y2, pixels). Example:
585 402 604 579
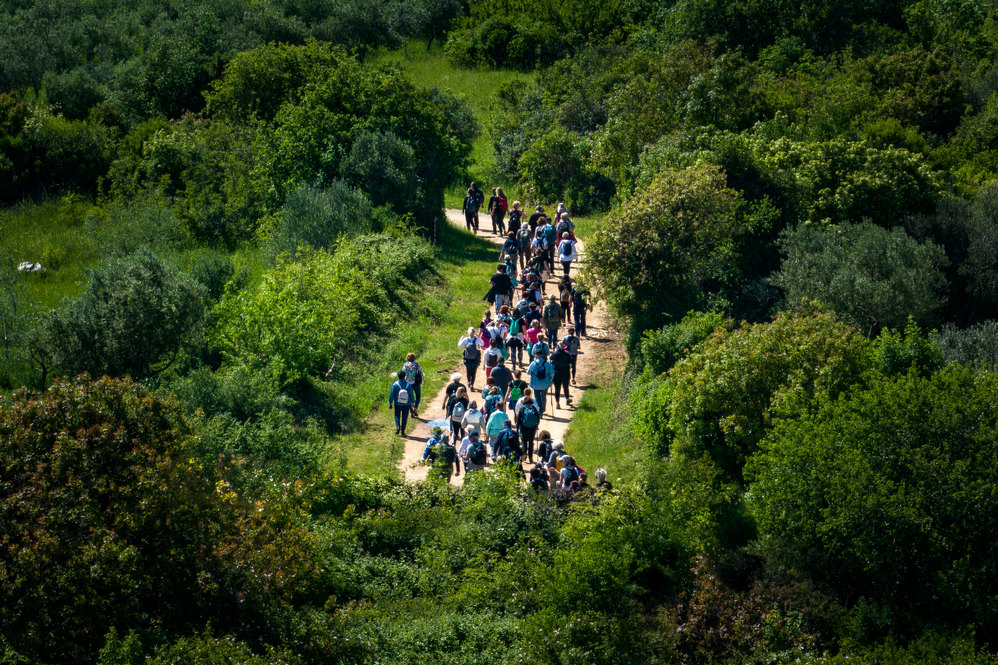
557 220 570 236
463 342 481 362
469 440 487 465
441 443 457 464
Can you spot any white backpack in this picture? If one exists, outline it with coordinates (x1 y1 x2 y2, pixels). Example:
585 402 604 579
396 383 410 405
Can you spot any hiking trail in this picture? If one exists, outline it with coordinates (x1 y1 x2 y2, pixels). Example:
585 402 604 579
397 209 621 486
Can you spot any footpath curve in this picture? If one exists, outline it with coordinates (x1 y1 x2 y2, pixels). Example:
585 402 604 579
399 209 616 485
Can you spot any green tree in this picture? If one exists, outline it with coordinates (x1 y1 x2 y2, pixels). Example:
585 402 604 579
747 365 998 630
646 310 869 480
0 377 221 663
33 250 207 380
773 222 949 335
585 163 766 334
273 180 375 257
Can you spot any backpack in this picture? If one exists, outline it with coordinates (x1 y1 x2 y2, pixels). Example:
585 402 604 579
560 287 572 304
544 303 560 320
560 240 574 258
509 384 523 402
557 220 570 237
452 400 466 421
519 225 532 243
544 225 556 242
441 442 457 464
469 440 487 465
485 393 502 415
486 352 499 368
563 466 580 484
396 383 410 405
463 342 481 362
509 316 523 336
521 404 539 428
534 361 547 381
499 196 508 211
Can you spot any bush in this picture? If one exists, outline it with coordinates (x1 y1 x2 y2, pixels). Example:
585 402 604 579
637 311 730 376
273 180 375 257
32 250 207 380
934 320 998 368
773 222 949 335
0 377 222 663
748 365 998 632
340 131 418 215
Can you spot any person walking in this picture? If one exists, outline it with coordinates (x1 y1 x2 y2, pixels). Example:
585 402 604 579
516 395 541 462
485 404 510 459
541 216 558 267
542 295 563 343
388 370 413 435
447 386 470 447
461 400 486 439
489 264 514 311
526 349 555 418
556 232 577 279
558 277 573 325
550 342 573 409
561 327 582 383
462 188 478 231
571 285 591 337
470 181 485 229
508 200 522 238
402 353 424 417
500 231 519 268
459 327 485 388
490 356 513 398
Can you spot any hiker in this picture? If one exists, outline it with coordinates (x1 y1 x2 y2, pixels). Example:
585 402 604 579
442 371 465 409
489 264 514 311
459 327 485 388
535 430 554 468
595 468 613 491
402 353 424 417
470 181 485 229
527 205 545 231
493 419 520 463
462 187 478 231
422 426 446 461
485 400 510 456
447 385 470 445
556 211 575 242
541 216 558 266
561 327 582 383
388 370 413 435
517 219 532 271
508 200 523 237
484 385 503 418
488 187 508 235
556 232 578 279
483 338 504 379
516 395 541 461
545 440 568 486
529 465 549 491
559 456 582 489
526 348 555 417
490 356 513 398
500 231 519 267
462 400 486 438
558 277 573 324
571 285 591 337
438 434 458 482
542 295 563 343
462 429 488 472
506 309 526 368
507 369 528 407
525 319 543 358
550 342 573 409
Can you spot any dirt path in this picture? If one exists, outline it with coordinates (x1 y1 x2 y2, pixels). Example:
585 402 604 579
399 209 618 485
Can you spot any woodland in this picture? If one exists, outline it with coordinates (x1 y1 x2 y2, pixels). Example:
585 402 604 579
3 0 998 663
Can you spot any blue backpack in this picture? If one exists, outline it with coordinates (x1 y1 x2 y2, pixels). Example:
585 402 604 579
521 404 540 428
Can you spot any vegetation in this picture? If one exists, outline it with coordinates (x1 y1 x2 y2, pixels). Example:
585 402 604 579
5 0 998 663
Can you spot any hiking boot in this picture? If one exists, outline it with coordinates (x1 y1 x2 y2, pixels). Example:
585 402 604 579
555 401 561 409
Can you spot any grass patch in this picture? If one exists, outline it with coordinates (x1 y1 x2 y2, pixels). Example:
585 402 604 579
370 41 533 207
337 219 499 476
562 356 642 486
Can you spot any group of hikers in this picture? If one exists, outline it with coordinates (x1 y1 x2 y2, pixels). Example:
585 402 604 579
389 194 606 492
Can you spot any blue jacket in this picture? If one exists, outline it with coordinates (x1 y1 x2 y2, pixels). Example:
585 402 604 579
527 358 555 390
389 379 412 406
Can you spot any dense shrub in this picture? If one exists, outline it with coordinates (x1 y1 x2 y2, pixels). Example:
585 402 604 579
748 365 998 633
273 180 375 257
773 222 948 335
32 250 207 380
0 377 221 663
